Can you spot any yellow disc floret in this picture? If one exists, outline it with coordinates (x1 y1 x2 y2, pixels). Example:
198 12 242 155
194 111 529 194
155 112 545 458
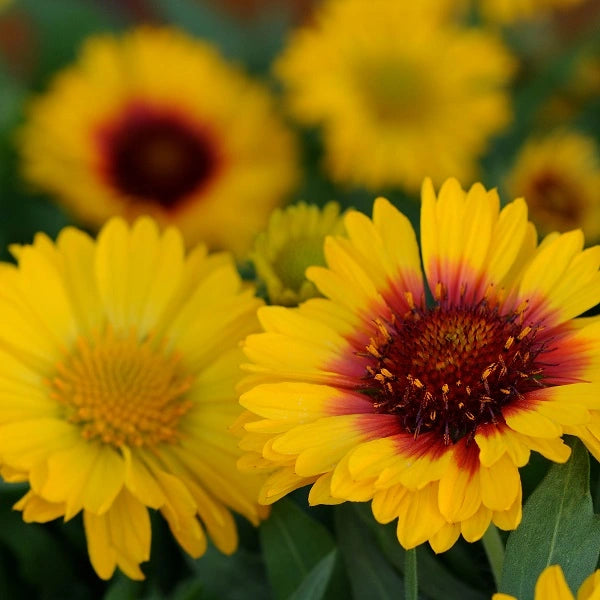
51 329 193 447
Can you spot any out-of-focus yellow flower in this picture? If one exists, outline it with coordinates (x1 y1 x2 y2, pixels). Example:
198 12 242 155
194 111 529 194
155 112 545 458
239 177 600 553
19 27 298 256
250 201 346 306
506 130 600 241
479 0 585 23
275 0 514 192
0 217 268 579
494 565 600 599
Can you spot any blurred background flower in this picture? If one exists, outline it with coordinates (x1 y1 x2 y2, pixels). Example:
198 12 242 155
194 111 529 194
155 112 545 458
19 26 298 256
275 0 515 191
505 129 600 240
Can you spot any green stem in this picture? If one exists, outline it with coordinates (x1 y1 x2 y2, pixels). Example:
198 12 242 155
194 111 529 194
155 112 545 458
482 524 505 590
404 547 418 600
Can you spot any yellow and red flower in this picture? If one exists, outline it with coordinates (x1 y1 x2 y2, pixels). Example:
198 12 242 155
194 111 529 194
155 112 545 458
19 27 298 256
239 178 600 553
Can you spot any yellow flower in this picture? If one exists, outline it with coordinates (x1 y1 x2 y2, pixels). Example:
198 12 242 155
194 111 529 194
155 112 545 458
250 201 346 306
480 0 585 23
0 217 267 580
239 178 600 553
494 565 600 600
275 0 514 191
506 131 600 241
19 26 298 256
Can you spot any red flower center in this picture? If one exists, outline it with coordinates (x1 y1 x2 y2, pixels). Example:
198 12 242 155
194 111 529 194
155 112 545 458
98 104 220 209
526 171 583 230
363 299 550 444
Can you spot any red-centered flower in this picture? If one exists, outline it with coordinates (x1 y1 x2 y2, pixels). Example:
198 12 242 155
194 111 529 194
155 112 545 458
239 178 600 552
19 27 298 256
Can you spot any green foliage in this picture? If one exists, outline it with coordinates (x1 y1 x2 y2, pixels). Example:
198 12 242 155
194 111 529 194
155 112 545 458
150 0 292 73
501 439 600 600
334 503 405 600
288 550 337 600
259 498 336 599
17 0 122 82
187 543 269 600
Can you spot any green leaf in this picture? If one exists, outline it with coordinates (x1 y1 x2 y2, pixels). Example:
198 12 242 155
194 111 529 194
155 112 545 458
0 62 24 136
374 521 490 600
18 0 121 81
0 504 84 599
102 575 144 600
259 499 335 600
187 542 269 600
289 550 337 600
501 438 600 600
150 0 292 73
360 502 488 600
334 503 404 600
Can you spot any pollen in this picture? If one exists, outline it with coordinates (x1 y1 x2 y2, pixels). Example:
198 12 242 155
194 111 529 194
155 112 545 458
50 328 194 448
363 300 550 445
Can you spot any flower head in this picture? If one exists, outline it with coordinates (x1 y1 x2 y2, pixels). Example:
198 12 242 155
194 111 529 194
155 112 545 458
240 178 600 553
494 565 600 600
19 26 298 256
250 201 346 306
506 131 600 241
275 0 514 191
0 217 267 579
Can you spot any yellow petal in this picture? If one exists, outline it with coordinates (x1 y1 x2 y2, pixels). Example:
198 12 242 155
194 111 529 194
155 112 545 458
535 565 575 600
476 425 531 468
0 418 79 471
505 408 562 438
56 227 103 334
519 230 584 309
577 570 600 600
40 441 125 518
492 486 522 531
487 198 529 287
372 485 408 524
14 491 65 523
83 489 150 581
240 382 368 424
461 506 492 542
480 454 520 512
260 467 313 504
308 472 345 506
429 522 461 554
396 483 447 548
331 451 377 502
438 448 481 521
122 447 166 509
